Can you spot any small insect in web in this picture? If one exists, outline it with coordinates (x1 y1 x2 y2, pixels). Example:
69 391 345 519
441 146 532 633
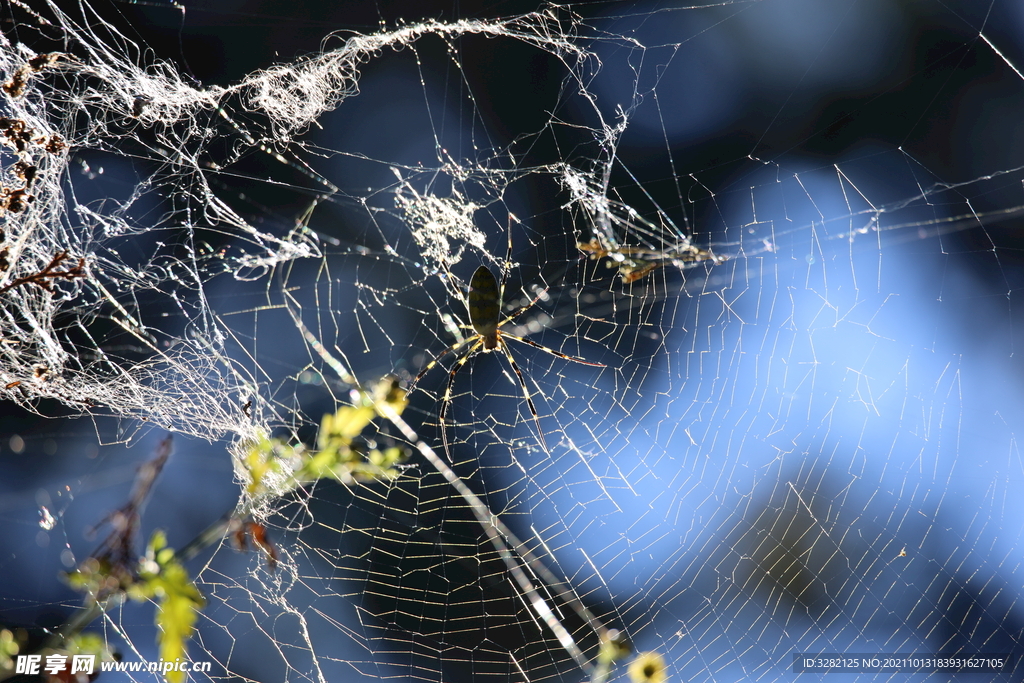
578 237 723 283
408 219 605 458
568 183 724 283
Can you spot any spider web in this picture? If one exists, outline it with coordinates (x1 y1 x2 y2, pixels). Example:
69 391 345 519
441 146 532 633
2 0 1024 682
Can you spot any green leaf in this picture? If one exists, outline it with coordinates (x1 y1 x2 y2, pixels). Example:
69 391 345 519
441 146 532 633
243 433 288 496
153 564 203 682
0 629 18 675
319 404 375 445
371 375 408 418
134 531 205 683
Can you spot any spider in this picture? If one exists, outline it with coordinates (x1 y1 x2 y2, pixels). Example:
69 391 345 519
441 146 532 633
408 226 604 458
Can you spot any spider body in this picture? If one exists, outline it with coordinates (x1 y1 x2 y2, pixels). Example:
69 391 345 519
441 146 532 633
468 265 500 349
409 225 603 458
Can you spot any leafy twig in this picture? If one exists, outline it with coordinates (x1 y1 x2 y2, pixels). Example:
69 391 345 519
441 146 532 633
64 436 173 604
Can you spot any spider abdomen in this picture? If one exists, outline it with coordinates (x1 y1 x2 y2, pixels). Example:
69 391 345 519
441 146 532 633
469 265 500 350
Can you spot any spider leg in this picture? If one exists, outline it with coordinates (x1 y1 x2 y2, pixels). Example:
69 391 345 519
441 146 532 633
498 286 550 327
497 338 549 453
494 214 555 326
503 333 605 367
438 340 482 461
407 336 474 393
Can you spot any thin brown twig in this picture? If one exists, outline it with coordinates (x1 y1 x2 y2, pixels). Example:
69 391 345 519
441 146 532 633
0 249 86 293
